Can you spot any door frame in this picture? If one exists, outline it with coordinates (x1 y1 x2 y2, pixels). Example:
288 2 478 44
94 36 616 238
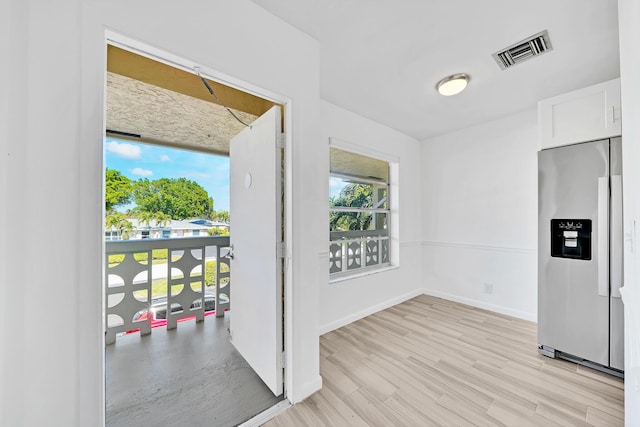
104 30 294 403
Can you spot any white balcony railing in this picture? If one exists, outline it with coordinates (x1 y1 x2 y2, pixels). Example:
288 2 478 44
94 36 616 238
105 236 231 344
329 229 389 275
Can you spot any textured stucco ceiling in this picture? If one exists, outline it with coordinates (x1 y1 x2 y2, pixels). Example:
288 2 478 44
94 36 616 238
330 147 389 182
106 45 283 155
106 72 257 154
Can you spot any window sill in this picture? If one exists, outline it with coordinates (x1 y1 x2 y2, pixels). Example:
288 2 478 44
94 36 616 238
329 264 399 284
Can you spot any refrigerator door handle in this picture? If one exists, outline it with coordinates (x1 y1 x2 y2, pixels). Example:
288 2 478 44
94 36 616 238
611 174 623 298
597 176 609 297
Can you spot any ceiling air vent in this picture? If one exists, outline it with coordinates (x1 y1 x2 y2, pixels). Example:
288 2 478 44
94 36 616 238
493 30 552 70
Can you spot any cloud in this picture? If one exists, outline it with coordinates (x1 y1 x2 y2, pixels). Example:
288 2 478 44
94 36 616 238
106 141 142 159
160 154 171 162
131 168 153 177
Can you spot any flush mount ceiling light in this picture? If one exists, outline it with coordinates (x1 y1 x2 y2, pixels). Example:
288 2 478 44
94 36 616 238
436 73 470 96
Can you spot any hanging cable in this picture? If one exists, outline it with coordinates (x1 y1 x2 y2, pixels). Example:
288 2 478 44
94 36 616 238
194 67 251 128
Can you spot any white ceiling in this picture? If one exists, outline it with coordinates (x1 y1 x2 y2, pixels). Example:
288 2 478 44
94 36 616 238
250 0 620 141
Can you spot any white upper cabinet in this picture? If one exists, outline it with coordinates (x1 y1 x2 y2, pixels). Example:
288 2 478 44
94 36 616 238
538 78 621 150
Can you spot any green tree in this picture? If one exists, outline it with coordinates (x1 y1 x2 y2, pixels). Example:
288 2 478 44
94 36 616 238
329 183 373 231
105 211 134 240
105 168 133 211
155 212 172 228
208 227 229 236
133 177 213 220
136 211 171 228
215 210 230 223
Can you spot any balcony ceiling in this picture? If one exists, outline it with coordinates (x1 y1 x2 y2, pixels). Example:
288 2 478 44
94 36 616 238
330 147 389 182
250 0 620 141
106 45 277 155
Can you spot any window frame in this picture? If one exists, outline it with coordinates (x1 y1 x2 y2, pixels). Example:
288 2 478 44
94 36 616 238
328 138 399 281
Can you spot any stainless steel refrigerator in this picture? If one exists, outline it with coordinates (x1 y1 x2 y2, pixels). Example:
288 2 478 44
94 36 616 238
538 137 624 377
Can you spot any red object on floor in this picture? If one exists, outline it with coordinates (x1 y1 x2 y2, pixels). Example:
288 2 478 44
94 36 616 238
124 309 229 335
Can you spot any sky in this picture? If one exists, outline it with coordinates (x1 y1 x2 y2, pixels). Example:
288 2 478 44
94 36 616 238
105 138 230 212
330 176 349 200
107 137 348 211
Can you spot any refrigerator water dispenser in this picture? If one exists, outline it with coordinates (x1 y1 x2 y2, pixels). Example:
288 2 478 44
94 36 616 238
550 219 592 260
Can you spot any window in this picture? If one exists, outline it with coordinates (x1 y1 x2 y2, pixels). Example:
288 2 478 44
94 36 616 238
329 147 391 277
105 231 120 241
162 229 171 239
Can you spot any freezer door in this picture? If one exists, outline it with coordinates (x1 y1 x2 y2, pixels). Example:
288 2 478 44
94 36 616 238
610 136 624 370
538 139 610 366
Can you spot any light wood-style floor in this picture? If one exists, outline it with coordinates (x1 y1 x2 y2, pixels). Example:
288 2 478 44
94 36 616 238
265 295 624 426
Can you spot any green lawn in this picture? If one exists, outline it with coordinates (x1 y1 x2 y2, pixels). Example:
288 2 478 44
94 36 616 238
107 249 178 267
124 259 228 300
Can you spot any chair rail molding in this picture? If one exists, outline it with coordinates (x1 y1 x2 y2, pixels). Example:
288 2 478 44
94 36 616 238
422 240 535 255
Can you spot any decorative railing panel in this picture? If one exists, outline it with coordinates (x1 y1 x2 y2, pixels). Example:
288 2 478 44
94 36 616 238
329 230 389 275
166 244 206 330
105 236 231 344
216 246 231 315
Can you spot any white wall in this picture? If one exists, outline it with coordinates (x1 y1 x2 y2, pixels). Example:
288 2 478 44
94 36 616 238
1 0 324 424
421 109 539 321
2 1 85 425
618 0 640 424
1 1 28 425
319 101 423 333
0 0 6 419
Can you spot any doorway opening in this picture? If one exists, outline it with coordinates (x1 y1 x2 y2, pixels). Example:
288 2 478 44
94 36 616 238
103 42 288 426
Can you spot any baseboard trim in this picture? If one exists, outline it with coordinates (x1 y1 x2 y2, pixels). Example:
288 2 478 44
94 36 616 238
292 375 323 404
423 289 537 322
319 288 424 335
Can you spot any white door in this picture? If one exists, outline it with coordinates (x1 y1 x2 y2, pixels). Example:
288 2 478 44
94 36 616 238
229 106 283 396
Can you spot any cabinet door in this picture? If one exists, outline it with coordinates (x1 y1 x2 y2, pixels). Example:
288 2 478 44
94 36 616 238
539 78 621 150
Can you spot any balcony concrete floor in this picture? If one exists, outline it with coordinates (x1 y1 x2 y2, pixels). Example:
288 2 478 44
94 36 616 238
106 312 283 426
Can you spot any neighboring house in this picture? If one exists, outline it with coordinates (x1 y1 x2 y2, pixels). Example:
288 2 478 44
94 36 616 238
105 219 223 240
190 219 230 233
